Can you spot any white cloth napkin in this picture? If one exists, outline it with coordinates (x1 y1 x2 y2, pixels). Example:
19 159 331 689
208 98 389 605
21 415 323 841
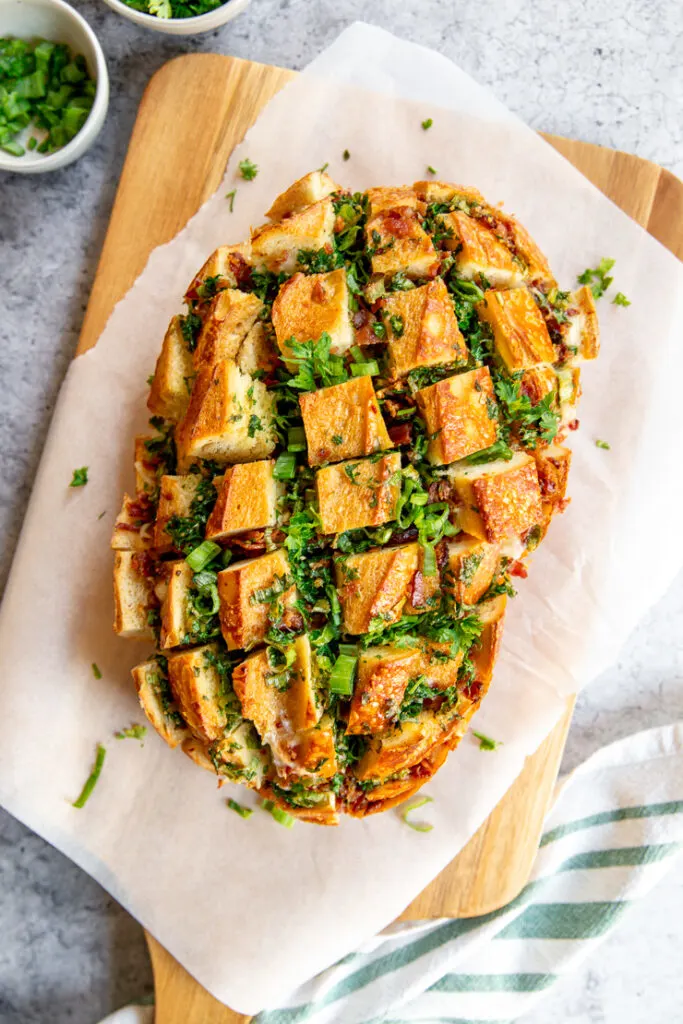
100 721 683 1023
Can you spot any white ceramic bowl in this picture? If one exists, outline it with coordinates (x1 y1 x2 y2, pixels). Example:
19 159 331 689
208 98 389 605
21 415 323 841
101 0 251 35
0 0 108 174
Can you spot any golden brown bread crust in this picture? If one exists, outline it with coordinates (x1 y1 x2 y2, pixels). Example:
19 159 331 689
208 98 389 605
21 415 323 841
114 172 598 823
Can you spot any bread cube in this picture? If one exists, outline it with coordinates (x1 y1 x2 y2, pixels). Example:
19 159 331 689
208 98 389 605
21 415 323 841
185 243 252 303
520 365 557 406
415 366 498 465
111 493 155 551
251 197 335 274
299 376 391 466
153 474 207 554
448 451 543 542
193 289 263 373
236 321 279 377
167 643 228 744
366 186 419 218
442 211 526 288
232 634 320 750
113 551 156 639
291 716 338 780
159 560 194 650
271 269 353 363
175 360 276 469
217 548 295 651
316 452 402 535
366 206 439 279
347 647 418 735
266 170 339 221
446 536 500 605
470 595 507 690
206 459 280 541
147 315 195 422
413 180 485 206
479 288 555 371
355 706 457 780
563 285 599 360
132 658 187 749
335 542 438 635
381 278 468 378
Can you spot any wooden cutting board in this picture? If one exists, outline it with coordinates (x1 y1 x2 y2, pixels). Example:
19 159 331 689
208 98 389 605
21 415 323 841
76 53 683 1023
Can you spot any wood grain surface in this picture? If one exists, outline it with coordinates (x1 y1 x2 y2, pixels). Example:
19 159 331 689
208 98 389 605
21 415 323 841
75 53 683 1023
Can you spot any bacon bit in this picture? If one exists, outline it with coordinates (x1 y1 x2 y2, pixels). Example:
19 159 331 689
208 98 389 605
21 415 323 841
230 254 252 287
126 495 155 521
427 479 455 504
509 560 528 579
409 570 426 609
388 424 412 446
435 537 449 571
280 607 305 633
464 679 483 702
386 526 419 547
323 243 334 255
131 552 156 578
229 530 266 553
353 308 370 330
383 397 411 419
567 419 580 431
115 522 141 533
311 279 327 303
333 215 345 233
379 208 415 239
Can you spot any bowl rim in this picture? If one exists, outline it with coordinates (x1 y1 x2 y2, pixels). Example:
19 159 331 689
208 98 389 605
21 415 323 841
0 0 109 173
102 0 246 27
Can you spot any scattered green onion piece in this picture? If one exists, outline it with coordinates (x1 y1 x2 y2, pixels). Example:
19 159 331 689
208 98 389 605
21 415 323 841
421 542 437 577
261 799 295 828
186 540 221 572
328 653 357 695
91 662 102 680
27 136 37 150
115 724 147 741
595 439 610 450
410 492 428 506
351 360 379 377
72 744 106 808
222 549 233 568
338 643 358 658
228 797 253 819
2 140 25 156
287 426 306 452
273 452 297 480
473 731 502 751
350 345 365 362
401 796 434 832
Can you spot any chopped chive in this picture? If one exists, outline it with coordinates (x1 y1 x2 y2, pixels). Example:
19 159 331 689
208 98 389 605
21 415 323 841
427 165 437 175
343 149 350 161
91 662 102 680
401 796 434 832
350 360 379 377
328 653 357 695
115 724 147 742
595 439 610 450
421 118 433 130
228 797 253 819
72 744 106 808
273 452 297 480
473 731 502 751
186 540 221 572
287 426 306 452
69 467 88 487
225 189 236 212
261 798 295 827
319 161 329 173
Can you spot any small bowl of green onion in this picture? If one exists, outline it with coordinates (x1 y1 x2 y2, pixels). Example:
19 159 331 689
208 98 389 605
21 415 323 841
0 0 108 173
101 0 252 36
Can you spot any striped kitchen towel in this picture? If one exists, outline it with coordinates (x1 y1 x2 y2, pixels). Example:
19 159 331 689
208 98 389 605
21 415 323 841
107 722 683 1024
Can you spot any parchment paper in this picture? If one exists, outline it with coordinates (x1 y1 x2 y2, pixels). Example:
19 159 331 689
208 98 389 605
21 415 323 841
1 24 682 1014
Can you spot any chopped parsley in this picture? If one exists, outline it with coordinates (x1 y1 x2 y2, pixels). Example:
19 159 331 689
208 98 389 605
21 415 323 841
286 333 348 391
613 291 630 307
179 311 202 351
248 414 262 437
421 118 433 130
331 434 344 446
595 439 611 450
238 158 258 180
473 731 502 751
69 467 88 488
115 724 147 742
577 257 615 299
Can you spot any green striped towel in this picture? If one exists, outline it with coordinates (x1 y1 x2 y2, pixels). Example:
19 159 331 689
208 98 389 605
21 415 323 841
109 722 683 1024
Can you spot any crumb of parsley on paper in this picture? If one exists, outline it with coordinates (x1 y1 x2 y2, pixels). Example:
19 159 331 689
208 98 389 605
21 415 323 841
72 744 106 808
577 258 629 303
69 467 88 488
595 439 611 450
613 291 631 306
115 724 147 742
238 158 258 181
421 117 433 130
227 798 253 819
473 731 502 751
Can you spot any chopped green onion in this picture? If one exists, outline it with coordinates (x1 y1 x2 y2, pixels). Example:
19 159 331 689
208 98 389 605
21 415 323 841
338 643 358 658
410 492 428 506
115 724 147 741
328 653 357 695
69 466 88 487
421 542 437 577
613 292 630 307
401 796 434 832
421 118 433 130
2 140 24 156
595 439 611 450
350 345 365 362
261 798 295 827
351 360 379 377
287 426 306 452
273 452 297 480
72 744 106 808
186 540 221 572
227 797 253 819
473 731 502 751
427 165 437 175
91 662 102 680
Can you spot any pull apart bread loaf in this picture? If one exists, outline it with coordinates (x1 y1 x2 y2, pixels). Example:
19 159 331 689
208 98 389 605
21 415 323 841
112 171 598 825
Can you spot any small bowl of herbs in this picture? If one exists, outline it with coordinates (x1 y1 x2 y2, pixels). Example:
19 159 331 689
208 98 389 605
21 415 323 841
0 0 108 173
101 0 251 35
